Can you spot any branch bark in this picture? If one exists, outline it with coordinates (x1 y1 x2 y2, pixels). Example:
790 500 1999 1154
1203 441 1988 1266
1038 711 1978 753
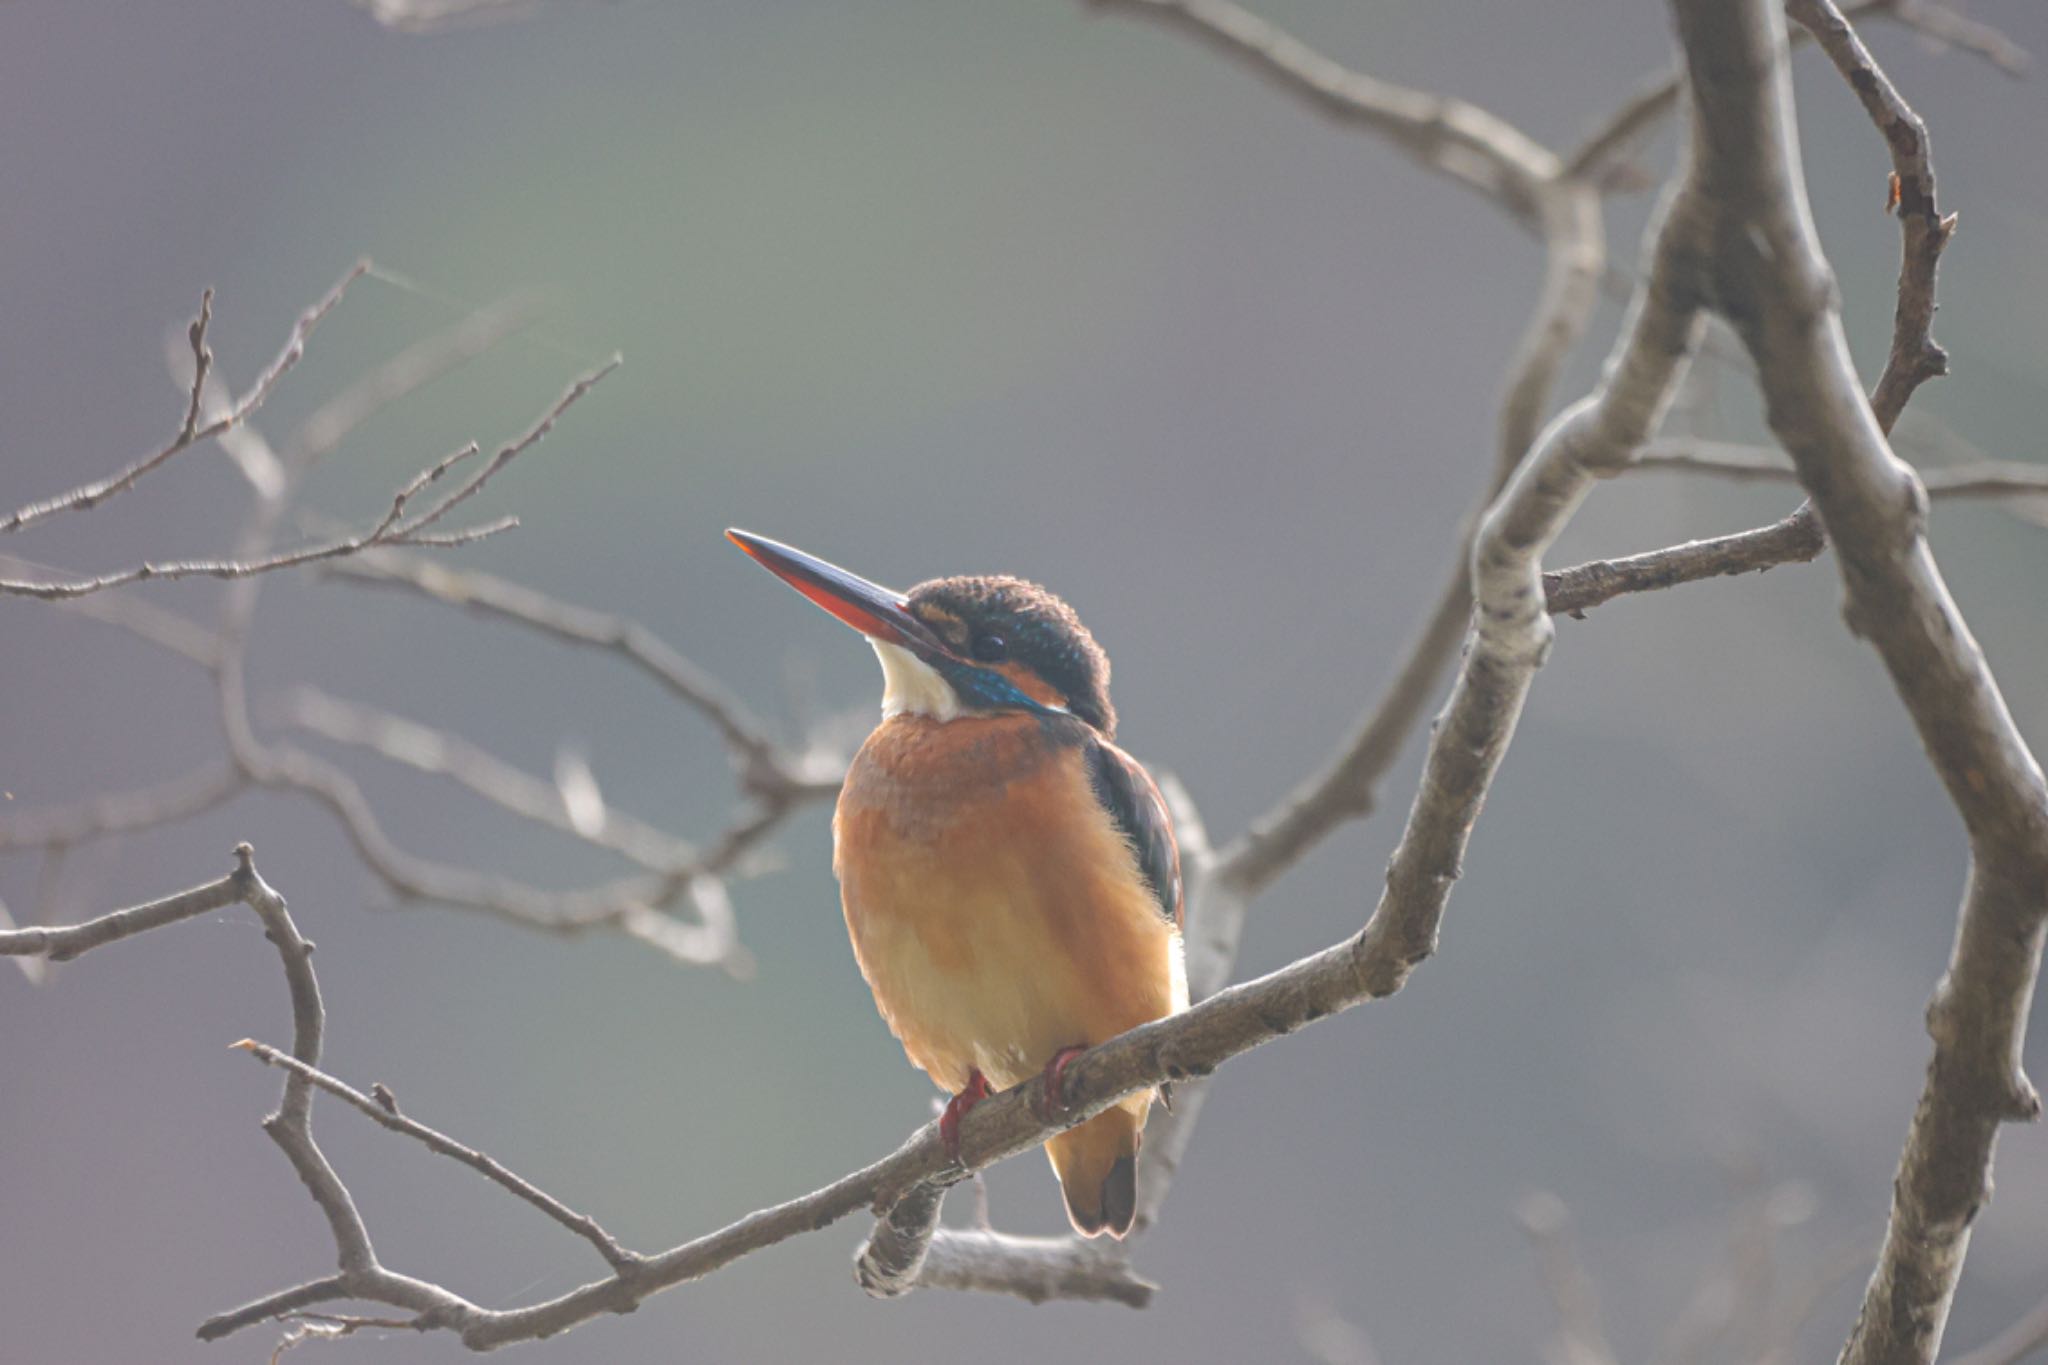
1660 5 2048 1363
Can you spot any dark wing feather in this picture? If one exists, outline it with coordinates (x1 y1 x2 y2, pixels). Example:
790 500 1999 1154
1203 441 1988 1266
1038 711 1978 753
1086 739 1183 929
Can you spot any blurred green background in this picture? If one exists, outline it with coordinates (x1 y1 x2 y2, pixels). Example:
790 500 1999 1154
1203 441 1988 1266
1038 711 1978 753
4 1 2047 1361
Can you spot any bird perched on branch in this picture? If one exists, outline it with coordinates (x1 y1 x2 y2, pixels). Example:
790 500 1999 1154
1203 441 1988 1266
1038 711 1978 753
727 529 1186 1239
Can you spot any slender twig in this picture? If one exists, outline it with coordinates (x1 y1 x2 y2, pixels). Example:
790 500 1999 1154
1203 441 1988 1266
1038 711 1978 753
1635 442 2048 500
1544 508 1827 619
0 854 253 960
0 359 618 601
232 1041 643 1273
0 264 366 536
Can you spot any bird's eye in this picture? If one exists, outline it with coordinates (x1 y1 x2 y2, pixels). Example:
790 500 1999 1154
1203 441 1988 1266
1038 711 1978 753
971 633 1008 663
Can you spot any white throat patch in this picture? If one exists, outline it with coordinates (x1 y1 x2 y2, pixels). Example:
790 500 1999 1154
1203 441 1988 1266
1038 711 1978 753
872 640 961 722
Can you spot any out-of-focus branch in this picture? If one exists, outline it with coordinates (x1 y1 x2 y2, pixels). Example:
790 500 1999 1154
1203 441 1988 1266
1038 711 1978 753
351 0 549 35
1947 1294 2048 1365
1219 179 1604 900
1518 1192 1621 1365
274 686 703 874
44 583 225 666
0 264 365 536
0 764 249 854
324 551 839 797
1636 442 2048 501
1656 5 2048 1364
1087 0 1557 221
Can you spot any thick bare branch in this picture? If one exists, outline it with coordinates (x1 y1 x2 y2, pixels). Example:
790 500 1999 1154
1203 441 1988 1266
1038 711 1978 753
1660 5 2048 1363
1565 0 2030 183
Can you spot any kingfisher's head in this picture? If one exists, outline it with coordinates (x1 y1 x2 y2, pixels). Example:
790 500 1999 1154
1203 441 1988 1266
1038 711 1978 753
726 529 1115 737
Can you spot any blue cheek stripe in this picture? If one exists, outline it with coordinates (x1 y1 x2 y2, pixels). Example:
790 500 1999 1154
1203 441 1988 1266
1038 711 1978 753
937 659 1068 719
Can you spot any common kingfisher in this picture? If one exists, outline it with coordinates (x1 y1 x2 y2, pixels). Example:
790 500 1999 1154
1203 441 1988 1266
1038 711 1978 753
727 529 1187 1239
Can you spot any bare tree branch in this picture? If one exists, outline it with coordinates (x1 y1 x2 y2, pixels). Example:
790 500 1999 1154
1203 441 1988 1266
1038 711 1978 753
0 763 248 854
275 686 703 872
10 0 2043 1349
1565 0 2030 183
1090 0 1557 222
0 263 366 536
352 0 550 34
0 851 256 960
232 1041 644 1274
324 550 840 796
14 135 1711 1337
0 358 618 600
1658 5 2048 1364
1544 509 1827 618
1636 442 2048 501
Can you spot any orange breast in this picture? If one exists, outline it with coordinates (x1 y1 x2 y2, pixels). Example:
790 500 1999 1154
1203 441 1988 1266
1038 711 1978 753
833 713 1185 1096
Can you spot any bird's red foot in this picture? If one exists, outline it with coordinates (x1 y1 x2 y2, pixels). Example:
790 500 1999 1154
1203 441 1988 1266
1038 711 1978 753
1037 1045 1088 1121
939 1070 992 1164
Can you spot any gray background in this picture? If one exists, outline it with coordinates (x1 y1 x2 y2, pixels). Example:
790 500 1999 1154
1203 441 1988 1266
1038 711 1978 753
4 2 2047 1362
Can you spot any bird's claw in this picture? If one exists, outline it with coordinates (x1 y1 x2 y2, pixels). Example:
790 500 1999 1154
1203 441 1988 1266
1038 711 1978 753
1037 1045 1088 1122
939 1070 992 1164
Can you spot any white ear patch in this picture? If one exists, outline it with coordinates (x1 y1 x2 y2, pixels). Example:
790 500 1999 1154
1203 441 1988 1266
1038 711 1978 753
872 640 961 722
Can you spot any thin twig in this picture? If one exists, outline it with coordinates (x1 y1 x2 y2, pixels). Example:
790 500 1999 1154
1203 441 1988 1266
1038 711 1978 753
232 1042 644 1273
0 358 618 601
0 263 366 535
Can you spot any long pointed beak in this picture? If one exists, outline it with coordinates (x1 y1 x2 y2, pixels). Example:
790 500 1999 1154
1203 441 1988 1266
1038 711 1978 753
725 529 949 658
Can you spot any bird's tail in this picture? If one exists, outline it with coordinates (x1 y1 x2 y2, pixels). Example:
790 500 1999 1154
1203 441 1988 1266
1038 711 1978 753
1046 1098 1146 1239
